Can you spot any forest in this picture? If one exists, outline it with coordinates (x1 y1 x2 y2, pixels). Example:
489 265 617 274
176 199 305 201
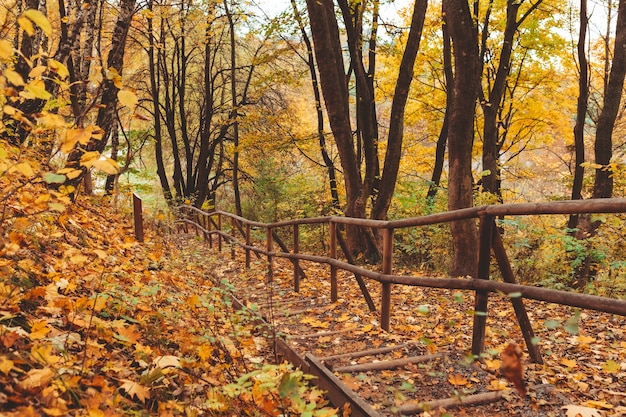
1 0 626 415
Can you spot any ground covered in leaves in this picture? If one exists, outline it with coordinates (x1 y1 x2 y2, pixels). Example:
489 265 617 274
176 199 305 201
213 246 626 417
0 189 338 416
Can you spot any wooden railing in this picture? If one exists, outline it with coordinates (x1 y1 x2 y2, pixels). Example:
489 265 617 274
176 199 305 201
175 198 626 364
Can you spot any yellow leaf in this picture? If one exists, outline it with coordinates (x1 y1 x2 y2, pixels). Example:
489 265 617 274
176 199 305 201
186 294 199 308
198 345 213 361
487 379 508 391
602 360 620 374
120 379 150 403
37 112 66 128
585 400 613 409
0 356 14 375
31 344 61 365
484 358 501 371
0 39 13 60
48 59 69 79
447 373 469 386
24 79 52 100
118 89 138 108
561 358 577 368
29 320 51 339
69 254 89 265
14 162 35 177
63 128 92 152
577 335 595 345
56 168 82 179
91 156 120 175
18 367 54 391
18 16 35 36
22 9 52 36
361 324 372 332
5 69 24 87
29 65 47 78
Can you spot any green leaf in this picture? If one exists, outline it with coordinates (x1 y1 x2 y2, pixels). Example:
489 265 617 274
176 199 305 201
564 310 581 335
42 172 66 184
544 319 560 330
278 373 299 398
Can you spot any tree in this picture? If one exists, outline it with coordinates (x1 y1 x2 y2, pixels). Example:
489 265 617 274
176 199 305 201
443 0 480 276
61 0 137 191
304 0 428 258
567 0 589 230
478 0 544 202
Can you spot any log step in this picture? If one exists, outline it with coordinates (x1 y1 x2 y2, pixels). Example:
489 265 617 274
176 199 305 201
331 353 444 373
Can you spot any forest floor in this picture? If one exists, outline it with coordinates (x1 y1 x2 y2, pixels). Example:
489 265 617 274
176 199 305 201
213 241 626 417
1 187 625 416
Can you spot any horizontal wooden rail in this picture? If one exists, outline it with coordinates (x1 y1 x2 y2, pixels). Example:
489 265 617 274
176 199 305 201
176 198 626 363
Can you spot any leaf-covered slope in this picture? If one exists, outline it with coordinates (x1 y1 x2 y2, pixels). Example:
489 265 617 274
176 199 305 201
0 177 336 416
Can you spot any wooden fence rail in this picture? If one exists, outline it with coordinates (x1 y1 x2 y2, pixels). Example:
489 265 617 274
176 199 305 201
175 198 626 364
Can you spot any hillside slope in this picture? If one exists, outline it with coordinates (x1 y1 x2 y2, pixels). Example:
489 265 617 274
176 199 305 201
0 145 336 416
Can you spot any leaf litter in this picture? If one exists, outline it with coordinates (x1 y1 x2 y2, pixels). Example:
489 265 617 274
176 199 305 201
0 184 337 415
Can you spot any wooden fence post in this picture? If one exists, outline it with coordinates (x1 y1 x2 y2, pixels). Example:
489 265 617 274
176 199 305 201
208 213 213 248
330 221 338 303
381 227 394 331
217 213 222 252
266 226 273 283
133 193 144 242
245 223 251 269
293 224 300 292
471 215 494 358
230 217 236 259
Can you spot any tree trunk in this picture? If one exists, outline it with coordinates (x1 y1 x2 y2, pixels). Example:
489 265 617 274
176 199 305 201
567 0 589 230
62 0 136 192
147 0 173 204
480 0 542 200
371 0 428 221
305 0 363 253
290 0 340 210
443 0 480 277
571 0 626 288
427 13 452 203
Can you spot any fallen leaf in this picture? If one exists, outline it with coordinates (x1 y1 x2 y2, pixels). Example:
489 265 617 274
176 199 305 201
562 404 602 417
561 358 577 368
120 379 150 403
18 367 54 392
447 373 468 386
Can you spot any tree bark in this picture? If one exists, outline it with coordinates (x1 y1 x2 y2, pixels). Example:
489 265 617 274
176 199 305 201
592 0 626 201
567 0 589 230
427 12 452 203
62 0 136 192
371 0 428 221
443 0 480 277
290 0 341 210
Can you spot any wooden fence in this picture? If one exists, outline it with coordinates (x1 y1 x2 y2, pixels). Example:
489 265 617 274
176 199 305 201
175 198 626 365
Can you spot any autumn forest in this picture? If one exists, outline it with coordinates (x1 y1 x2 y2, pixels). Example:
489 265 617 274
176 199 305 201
1 0 626 415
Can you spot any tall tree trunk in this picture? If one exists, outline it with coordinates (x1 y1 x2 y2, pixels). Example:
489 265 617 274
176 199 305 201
371 0 428 220
290 0 340 210
62 0 136 191
571 0 626 288
147 0 173 204
427 12 452 203
567 0 589 230
480 0 542 201
225 0 242 216
305 0 363 253
443 0 480 277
